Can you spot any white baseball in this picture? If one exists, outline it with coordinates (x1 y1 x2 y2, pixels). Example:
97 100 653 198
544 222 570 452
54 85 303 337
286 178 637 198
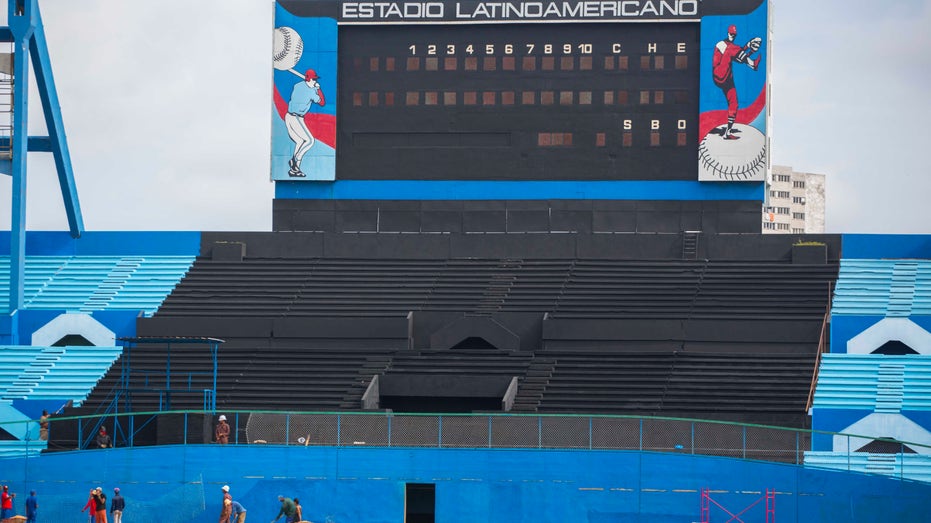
698 124 767 181
273 26 304 71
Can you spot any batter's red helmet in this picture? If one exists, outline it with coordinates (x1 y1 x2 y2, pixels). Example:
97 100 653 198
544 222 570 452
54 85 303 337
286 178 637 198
727 25 738 36
305 69 320 81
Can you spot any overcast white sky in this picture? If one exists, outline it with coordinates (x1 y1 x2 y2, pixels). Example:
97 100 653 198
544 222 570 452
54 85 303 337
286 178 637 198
1 0 929 233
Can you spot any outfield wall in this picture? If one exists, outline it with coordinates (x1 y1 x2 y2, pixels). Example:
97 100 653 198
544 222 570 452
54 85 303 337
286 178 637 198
1 445 927 523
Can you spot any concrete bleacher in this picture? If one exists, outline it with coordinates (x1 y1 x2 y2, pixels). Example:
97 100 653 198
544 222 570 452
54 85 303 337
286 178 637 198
77 344 816 427
378 350 538 411
832 259 931 317
804 451 931 483
0 401 46 457
808 257 931 483
552 261 835 319
0 345 123 405
0 345 123 457
0 255 195 315
536 351 815 424
385 351 534 377
159 258 570 316
81 343 395 412
71 244 832 431
157 257 836 319
812 354 931 411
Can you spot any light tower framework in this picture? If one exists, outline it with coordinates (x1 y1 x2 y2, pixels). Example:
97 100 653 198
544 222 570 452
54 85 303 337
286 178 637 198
2 0 83 341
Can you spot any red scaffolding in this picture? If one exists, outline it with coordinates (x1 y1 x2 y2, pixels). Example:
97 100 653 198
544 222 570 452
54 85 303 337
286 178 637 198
700 488 775 523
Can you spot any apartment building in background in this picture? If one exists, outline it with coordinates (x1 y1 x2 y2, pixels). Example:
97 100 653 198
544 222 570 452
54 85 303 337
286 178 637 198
763 165 826 234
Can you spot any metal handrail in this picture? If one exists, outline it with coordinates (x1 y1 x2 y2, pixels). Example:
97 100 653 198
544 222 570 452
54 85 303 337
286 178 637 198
805 309 831 413
24 408 931 467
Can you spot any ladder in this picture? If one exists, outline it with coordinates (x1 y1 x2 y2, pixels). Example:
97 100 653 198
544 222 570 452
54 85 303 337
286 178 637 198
0 47 13 160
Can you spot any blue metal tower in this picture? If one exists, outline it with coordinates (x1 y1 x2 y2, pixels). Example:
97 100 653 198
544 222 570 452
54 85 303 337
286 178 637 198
2 0 83 341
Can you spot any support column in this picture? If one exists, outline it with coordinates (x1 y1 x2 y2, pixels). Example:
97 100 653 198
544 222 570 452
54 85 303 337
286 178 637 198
7 0 35 329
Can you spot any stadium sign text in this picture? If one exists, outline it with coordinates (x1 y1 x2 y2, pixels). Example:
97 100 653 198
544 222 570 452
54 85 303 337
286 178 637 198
341 0 700 21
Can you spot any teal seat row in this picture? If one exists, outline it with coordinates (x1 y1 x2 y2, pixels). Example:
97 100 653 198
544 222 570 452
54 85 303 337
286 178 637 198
0 255 195 315
0 345 123 406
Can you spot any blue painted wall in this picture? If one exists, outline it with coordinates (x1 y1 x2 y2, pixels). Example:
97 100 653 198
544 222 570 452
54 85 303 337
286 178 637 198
1 445 928 523
830 316 881 354
2 304 153 345
6 309 138 345
274 180 765 201
810 409 875 450
831 316 931 353
0 231 201 256
841 234 931 259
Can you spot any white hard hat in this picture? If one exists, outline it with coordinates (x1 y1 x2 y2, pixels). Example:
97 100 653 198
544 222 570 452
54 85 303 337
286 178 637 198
222 485 230 492
219 415 227 421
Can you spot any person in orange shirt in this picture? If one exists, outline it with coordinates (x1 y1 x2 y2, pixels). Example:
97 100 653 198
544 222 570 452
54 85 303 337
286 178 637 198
92 487 108 523
215 415 231 444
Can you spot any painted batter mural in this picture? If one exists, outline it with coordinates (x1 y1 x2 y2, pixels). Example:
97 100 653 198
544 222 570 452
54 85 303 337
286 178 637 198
698 4 768 181
271 7 337 181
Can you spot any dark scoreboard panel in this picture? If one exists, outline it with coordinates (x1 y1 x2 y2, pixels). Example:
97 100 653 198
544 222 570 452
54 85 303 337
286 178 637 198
337 22 699 180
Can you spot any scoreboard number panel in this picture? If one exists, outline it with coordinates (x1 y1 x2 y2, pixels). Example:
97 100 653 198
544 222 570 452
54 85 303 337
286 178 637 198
339 22 698 181
272 0 769 183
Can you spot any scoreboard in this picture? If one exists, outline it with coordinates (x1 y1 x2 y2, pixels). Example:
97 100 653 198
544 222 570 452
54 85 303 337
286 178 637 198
271 0 769 186
338 22 697 181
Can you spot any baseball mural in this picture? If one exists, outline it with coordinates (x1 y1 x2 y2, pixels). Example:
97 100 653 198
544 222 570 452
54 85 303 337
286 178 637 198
698 4 769 181
271 9 337 181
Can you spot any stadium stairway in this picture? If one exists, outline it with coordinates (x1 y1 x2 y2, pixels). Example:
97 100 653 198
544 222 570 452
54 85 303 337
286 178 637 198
0 255 195 315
